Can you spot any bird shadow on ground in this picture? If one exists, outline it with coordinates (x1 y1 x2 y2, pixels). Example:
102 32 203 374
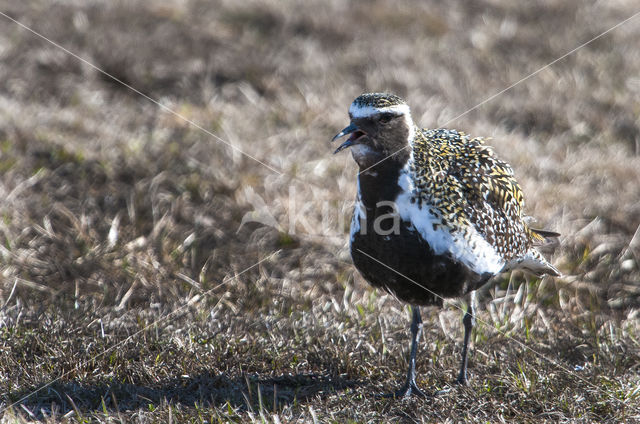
7 371 358 419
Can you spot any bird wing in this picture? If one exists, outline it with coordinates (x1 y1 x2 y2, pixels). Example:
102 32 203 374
413 130 533 260
409 129 559 274
456 137 533 257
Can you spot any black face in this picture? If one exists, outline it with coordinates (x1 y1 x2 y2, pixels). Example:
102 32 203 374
333 111 411 170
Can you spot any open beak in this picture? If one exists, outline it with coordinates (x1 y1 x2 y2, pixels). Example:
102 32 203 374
332 122 366 154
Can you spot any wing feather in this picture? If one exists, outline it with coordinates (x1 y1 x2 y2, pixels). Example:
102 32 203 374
412 130 531 260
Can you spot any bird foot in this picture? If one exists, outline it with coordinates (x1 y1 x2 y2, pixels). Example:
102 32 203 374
455 375 468 386
382 380 428 399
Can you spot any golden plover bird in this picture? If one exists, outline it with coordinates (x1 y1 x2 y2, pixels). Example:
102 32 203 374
332 92 560 397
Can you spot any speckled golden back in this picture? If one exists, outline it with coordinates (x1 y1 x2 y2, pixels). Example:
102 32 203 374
408 128 537 260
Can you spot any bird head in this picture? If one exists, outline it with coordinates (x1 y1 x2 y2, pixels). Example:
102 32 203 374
332 93 415 169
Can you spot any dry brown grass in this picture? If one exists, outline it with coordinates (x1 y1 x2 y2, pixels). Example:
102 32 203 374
1 0 640 422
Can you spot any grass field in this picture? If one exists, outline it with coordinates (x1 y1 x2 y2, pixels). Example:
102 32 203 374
1 0 640 422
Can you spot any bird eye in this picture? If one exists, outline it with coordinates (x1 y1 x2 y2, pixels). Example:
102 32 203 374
379 112 394 123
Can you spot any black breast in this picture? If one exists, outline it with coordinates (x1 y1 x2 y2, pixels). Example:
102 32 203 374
350 167 492 306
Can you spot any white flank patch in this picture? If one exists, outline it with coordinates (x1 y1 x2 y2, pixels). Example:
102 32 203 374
350 178 365 242
349 103 411 119
394 166 505 275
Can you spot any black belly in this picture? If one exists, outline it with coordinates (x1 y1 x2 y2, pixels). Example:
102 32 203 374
350 215 493 306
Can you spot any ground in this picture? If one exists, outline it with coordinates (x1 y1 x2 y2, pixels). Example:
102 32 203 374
1 0 640 422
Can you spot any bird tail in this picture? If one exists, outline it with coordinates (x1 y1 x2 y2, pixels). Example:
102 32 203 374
529 227 560 246
504 249 561 277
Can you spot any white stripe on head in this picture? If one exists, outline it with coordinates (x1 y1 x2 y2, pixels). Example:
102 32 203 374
349 103 411 119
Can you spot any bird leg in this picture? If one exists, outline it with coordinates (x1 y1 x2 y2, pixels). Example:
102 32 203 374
390 306 427 398
456 297 475 385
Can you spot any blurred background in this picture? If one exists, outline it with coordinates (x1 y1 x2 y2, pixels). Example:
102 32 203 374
1 0 639 421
